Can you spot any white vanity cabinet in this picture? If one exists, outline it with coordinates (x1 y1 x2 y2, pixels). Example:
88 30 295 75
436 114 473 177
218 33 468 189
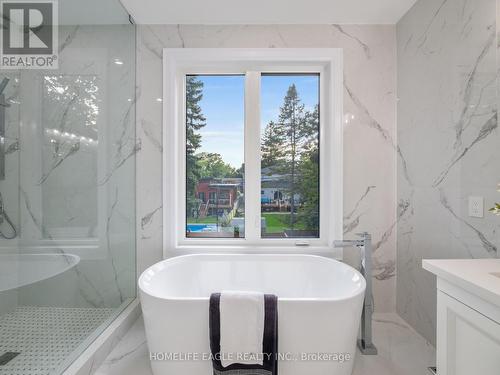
423 259 500 375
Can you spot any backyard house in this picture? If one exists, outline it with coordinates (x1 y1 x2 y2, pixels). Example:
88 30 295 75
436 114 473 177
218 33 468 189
195 178 243 217
261 167 300 211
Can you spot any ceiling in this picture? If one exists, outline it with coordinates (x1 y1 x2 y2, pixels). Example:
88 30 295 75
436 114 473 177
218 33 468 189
120 0 418 25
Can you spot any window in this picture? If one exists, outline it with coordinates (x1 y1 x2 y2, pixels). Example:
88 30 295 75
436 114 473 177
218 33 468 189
185 75 245 239
260 74 320 239
164 49 343 253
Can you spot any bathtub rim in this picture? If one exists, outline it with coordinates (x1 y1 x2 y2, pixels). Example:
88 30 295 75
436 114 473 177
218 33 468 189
138 253 366 303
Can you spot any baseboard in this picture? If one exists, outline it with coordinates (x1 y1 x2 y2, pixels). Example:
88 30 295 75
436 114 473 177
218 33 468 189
62 298 141 375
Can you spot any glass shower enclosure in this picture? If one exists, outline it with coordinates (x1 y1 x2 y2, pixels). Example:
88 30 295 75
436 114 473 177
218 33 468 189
0 0 136 373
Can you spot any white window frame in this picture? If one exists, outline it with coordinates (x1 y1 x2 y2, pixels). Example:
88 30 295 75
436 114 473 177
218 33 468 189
163 48 343 257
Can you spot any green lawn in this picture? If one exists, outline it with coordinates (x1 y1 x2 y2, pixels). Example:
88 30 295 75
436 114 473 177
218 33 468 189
262 213 306 234
188 213 309 234
187 216 218 224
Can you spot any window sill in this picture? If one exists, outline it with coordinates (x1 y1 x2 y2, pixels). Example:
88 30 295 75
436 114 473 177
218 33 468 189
165 244 343 260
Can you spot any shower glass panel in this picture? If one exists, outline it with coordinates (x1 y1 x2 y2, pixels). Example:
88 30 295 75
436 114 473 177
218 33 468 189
0 0 136 374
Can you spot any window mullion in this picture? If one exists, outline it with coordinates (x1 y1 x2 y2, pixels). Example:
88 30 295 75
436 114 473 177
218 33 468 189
244 71 261 243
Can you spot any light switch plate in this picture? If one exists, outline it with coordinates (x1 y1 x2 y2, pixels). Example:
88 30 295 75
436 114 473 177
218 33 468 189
468 196 484 218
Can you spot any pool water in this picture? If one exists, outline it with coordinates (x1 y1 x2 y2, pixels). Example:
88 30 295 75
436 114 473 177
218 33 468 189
186 224 218 232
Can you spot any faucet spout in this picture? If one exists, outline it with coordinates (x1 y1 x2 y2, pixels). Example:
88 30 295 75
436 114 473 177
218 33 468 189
333 239 365 247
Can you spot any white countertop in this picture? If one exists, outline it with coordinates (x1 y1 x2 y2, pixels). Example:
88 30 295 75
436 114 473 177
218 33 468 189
423 259 500 308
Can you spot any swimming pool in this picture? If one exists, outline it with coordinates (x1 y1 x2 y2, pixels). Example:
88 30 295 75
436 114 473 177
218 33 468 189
186 224 218 232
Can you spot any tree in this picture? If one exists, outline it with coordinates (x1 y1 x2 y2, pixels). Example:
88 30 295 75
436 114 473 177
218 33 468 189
263 85 319 234
186 77 206 214
297 147 319 231
303 104 319 151
261 121 285 169
274 84 311 229
197 152 238 179
235 163 245 178
297 104 320 233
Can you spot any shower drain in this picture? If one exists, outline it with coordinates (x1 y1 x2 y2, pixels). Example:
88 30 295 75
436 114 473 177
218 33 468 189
0 352 20 366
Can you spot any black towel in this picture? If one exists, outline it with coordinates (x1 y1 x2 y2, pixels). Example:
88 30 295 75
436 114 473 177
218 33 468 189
209 293 278 375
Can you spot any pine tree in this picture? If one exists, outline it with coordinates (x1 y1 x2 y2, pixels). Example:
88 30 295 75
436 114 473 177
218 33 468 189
304 104 319 151
186 76 206 214
297 147 319 232
297 104 319 233
261 121 285 169
275 84 309 229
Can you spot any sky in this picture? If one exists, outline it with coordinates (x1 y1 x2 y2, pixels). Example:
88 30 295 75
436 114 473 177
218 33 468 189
195 74 319 168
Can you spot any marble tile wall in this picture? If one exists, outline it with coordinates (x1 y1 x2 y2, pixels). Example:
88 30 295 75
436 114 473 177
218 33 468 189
397 0 500 344
136 25 398 312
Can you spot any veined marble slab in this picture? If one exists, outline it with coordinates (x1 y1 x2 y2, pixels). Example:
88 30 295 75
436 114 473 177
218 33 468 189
396 0 500 345
136 24 398 312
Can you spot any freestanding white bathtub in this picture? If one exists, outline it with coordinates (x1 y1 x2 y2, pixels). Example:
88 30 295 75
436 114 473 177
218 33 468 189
139 254 366 375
